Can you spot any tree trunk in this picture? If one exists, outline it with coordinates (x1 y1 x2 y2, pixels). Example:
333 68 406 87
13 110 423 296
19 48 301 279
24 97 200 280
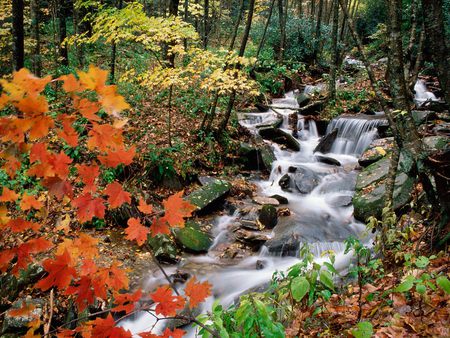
31 0 41 76
110 0 123 84
256 0 276 58
203 0 209 49
12 0 24 71
313 0 324 62
328 0 339 101
72 3 84 67
277 0 286 62
218 0 256 132
58 0 68 66
422 0 450 106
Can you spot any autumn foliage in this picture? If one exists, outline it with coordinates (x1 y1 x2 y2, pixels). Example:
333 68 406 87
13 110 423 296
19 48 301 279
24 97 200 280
0 67 210 337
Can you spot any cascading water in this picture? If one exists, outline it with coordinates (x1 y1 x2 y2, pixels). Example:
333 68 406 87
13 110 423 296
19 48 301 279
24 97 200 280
326 115 387 156
414 79 438 106
122 92 383 336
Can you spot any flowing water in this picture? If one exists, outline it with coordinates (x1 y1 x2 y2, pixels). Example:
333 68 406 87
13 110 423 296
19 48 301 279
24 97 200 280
414 79 439 106
121 91 385 336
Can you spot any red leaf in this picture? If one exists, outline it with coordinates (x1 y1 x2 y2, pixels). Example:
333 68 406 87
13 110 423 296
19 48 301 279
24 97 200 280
58 119 78 147
88 314 132 338
184 277 211 309
0 249 16 272
59 74 80 93
20 193 43 211
35 249 77 291
138 199 153 214
74 97 101 122
5 218 41 232
104 182 131 209
98 146 135 168
162 192 196 228
150 217 170 237
42 177 73 200
73 193 106 223
111 289 142 313
125 218 149 246
87 123 124 152
76 164 99 193
150 286 185 317
162 328 185 338
0 187 19 202
65 276 95 312
13 237 52 274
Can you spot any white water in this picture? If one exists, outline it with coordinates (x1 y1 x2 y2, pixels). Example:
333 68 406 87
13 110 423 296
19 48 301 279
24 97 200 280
121 91 384 336
414 79 439 106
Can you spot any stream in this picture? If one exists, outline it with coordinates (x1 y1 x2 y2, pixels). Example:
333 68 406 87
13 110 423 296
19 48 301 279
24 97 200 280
120 90 388 336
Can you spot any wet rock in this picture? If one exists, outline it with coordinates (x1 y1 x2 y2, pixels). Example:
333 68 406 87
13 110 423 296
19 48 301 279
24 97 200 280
317 172 357 193
234 229 270 247
411 110 437 125
2 298 45 334
198 176 217 186
420 100 447 112
256 260 265 270
377 124 393 138
288 166 297 173
0 275 18 309
279 174 291 191
432 123 450 136
258 205 278 229
260 143 277 170
327 195 353 208
270 194 289 204
259 127 301 151
423 135 450 152
293 167 321 194
252 196 280 206
314 129 338 154
187 179 231 212
298 100 326 116
296 93 311 107
316 155 341 166
147 234 178 264
315 120 329 135
173 226 213 253
358 138 393 167
255 103 269 112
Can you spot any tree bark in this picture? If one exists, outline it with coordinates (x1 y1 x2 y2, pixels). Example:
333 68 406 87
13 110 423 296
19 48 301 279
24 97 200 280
277 0 287 62
422 0 450 106
58 0 68 66
12 0 24 71
313 0 324 62
31 0 42 76
256 0 276 58
218 0 256 132
328 0 339 101
203 0 209 49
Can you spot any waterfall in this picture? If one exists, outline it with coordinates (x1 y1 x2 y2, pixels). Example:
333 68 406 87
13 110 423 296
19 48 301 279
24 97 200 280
414 79 438 106
326 116 387 156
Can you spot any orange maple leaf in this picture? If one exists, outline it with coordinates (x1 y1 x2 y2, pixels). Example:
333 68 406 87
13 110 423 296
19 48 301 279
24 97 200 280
104 182 131 208
0 187 19 202
72 193 106 223
162 191 196 228
138 199 153 214
58 119 79 147
65 276 95 312
184 277 212 309
74 97 101 121
111 289 142 313
42 177 73 200
20 193 43 211
77 65 108 92
12 237 52 275
139 328 185 338
35 249 77 291
76 164 99 193
99 85 130 115
125 218 149 246
87 123 124 152
4 218 41 233
59 74 80 93
150 286 185 317
9 302 36 317
98 146 135 168
150 217 170 237
88 314 132 338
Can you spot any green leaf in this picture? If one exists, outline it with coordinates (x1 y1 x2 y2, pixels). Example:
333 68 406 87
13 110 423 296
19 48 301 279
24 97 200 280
324 262 338 275
291 276 310 302
320 289 332 301
415 256 429 268
320 270 334 290
415 283 426 295
436 276 450 294
351 321 373 338
394 275 414 293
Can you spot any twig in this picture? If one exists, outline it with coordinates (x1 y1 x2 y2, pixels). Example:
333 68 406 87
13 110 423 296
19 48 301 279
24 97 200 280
44 289 54 335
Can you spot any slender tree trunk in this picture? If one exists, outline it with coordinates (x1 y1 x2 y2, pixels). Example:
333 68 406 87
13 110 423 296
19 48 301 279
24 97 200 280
298 0 303 16
183 0 189 50
328 0 339 101
409 27 425 89
422 0 450 106
218 0 256 133
73 3 83 67
58 0 68 66
405 0 418 80
313 0 324 62
203 0 209 49
110 0 123 84
277 0 287 62
31 0 41 76
256 0 276 58
12 0 24 71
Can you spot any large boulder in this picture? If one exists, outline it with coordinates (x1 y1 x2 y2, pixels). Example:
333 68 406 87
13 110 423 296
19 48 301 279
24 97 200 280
314 129 338 154
411 110 438 125
186 179 231 213
353 156 415 221
173 224 213 253
259 127 301 151
258 205 278 229
292 166 322 194
358 138 393 167
2 298 45 334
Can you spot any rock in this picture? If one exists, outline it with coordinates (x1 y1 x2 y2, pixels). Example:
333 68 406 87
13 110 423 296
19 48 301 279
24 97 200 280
255 103 269 112
252 196 280 206
296 93 311 107
0 275 18 309
316 155 341 166
411 110 437 125
423 135 450 152
187 179 231 212
314 129 338 154
421 100 447 113
318 172 357 193
260 143 276 170
147 234 178 264
198 176 217 186
432 122 450 136
377 124 393 138
256 260 265 270
358 138 393 167
258 205 278 229
173 226 212 253
2 298 45 334
353 172 414 221
259 127 301 151
270 194 289 204
288 166 297 173
293 166 321 194
315 120 329 135
355 157 390 191
234 229 271 247
327 195 353 207
278 174 291 191
298 100 326 116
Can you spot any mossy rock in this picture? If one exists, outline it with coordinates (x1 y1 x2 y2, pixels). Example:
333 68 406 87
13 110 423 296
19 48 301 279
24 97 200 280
173 226 212 253
186 179 231 211
147 234 178 264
